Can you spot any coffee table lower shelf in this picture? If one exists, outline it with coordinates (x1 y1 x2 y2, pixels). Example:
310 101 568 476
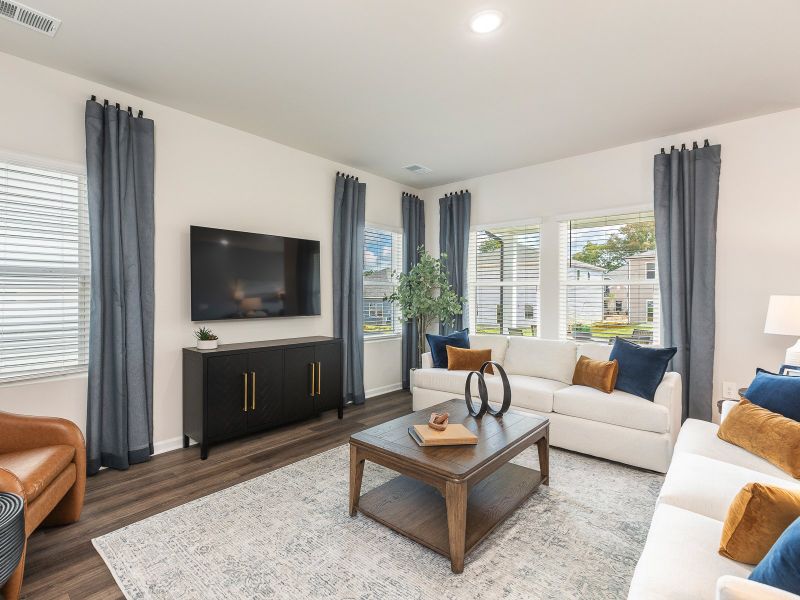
357 462 542 562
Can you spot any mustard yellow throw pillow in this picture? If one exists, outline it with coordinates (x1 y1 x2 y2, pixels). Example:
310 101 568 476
572 356 619 394
719 482 800 564
717 399 800 479
446 346 493 374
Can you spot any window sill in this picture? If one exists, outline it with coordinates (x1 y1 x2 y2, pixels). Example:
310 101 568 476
364 334 402 343
0 369 89 388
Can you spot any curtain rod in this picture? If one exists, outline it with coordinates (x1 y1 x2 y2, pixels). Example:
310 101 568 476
445 189 469 196
89 95 144 118
659 139 710 154
402 192 422 200
336 171 359 181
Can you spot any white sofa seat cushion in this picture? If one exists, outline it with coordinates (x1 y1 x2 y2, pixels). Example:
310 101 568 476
627 504 752 600
503 337 577 384
468 334 509 366
658 453 800 522
553 385 670 433
674 419 794 480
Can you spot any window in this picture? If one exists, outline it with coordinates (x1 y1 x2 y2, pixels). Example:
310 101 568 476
560 211 660 345
0 159 90 382
468 223 540 336
363 226 402 337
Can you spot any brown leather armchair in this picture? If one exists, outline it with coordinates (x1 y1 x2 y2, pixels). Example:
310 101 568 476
0 411 86 600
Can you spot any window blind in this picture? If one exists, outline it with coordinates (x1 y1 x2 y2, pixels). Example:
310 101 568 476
468 223 540 337
559 211 660 345
363 226 402 337
0 160 90 382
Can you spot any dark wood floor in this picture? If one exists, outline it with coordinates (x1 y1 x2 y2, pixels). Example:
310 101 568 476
19 391 413 600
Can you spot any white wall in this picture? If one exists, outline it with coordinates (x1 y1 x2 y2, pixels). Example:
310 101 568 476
0 52 407 449
422 108 800 420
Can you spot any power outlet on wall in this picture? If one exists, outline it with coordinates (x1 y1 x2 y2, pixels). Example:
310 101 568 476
722 381 739 400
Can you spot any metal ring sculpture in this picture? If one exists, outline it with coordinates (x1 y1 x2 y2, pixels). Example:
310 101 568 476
464 361 511 418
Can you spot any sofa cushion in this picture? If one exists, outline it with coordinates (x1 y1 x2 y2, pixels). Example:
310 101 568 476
572 355 618 393
503 337 577 384
627 504 752 600
658 452 800 522
553 385 670 433
0 445 75 501
469 334 509 366
609 337 677 401
578 342 612 362
446 346 493 373
718 399 800 478
426 329 469 368
745 368 800 422
720 483 800 565
674 419 793 480
412 368 562 412
749 517 800 595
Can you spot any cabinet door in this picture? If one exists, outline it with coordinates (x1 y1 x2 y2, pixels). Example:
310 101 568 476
246 349 284 431
206 354 249 441
315 342 343 413
282 346 316 425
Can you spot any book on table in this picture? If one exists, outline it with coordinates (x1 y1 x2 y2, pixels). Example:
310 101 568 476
408 424 478 447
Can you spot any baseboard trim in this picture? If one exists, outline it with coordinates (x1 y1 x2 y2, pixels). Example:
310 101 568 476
365 383 403 398
153 436 186 455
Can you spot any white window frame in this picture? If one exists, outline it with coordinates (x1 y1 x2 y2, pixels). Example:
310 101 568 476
0 150 91 383
363 223 402 340
468 218 542 338
558 210 661 346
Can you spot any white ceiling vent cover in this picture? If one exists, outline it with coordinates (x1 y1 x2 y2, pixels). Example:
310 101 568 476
0 1 61 36
403 164 433 175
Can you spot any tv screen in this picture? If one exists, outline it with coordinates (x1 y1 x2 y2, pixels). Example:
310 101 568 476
190 226 321 321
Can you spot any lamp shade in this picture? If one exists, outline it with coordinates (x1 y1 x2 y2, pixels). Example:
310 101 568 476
764 295 800 336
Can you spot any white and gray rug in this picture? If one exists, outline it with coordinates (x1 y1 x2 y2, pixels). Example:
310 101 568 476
93 445 663 600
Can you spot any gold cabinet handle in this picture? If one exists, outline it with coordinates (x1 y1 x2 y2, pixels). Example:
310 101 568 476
251 371 256 410
309 363 315 396
316 362 321 395
243 372 248 412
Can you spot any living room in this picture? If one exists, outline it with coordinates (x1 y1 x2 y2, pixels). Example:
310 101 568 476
0 2 799 599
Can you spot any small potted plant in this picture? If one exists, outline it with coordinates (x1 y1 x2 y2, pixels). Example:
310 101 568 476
194 326 219 350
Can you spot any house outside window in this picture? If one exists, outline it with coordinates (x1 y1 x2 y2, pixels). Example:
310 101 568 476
363 226 402 337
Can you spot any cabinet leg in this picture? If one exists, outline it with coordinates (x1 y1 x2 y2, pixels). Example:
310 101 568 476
338 403 344 419
200 443 209 460
183 435 190 449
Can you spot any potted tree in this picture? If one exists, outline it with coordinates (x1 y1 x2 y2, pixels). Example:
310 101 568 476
386 247 465 370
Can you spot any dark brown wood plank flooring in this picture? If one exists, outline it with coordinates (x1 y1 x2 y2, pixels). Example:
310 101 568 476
19 391 413 600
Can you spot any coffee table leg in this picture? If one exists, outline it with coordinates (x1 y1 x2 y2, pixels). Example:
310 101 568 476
537 431 550 486
349 445 365 516
445 480 468 573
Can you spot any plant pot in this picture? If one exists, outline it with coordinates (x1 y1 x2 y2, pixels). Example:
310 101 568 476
196 339 218 350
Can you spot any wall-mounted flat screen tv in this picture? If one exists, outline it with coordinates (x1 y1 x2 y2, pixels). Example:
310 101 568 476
190 226 321 321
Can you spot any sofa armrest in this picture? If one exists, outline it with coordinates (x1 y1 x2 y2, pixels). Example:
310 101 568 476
654 372 682 439
421 352 433 369
717 575 800 600
0 411 85 455
720 400 739 423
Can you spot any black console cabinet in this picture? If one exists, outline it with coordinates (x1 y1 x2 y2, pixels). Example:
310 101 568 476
183 336 343 459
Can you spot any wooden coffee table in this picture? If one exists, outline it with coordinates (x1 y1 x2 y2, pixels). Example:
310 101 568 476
349 399 549 573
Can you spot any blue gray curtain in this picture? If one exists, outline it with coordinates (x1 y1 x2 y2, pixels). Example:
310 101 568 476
333 172 366 405
402 192 425 388
85 100 155 475
439 190 471 334
654 142 721 422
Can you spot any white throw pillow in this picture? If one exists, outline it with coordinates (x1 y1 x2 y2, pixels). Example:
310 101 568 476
503 337 577 384
468 334 509 366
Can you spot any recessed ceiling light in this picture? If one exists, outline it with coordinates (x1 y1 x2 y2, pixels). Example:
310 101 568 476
470 10 503 34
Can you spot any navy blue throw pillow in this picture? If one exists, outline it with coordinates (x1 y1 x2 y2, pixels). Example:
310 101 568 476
609 337 677 401
426 329 469 369
744 369 800 422
749 517 800 595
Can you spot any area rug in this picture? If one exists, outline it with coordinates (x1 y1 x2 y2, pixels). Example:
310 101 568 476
93 445 663 600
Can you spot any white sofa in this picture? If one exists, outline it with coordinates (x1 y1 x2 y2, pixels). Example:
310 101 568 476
412 334 682 473
628 400 800 600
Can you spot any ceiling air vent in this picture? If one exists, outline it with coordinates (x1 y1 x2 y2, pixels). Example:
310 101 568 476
403 164 433 175
0 1 61 37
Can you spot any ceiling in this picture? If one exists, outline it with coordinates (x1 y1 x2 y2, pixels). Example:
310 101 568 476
2 1 800 187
